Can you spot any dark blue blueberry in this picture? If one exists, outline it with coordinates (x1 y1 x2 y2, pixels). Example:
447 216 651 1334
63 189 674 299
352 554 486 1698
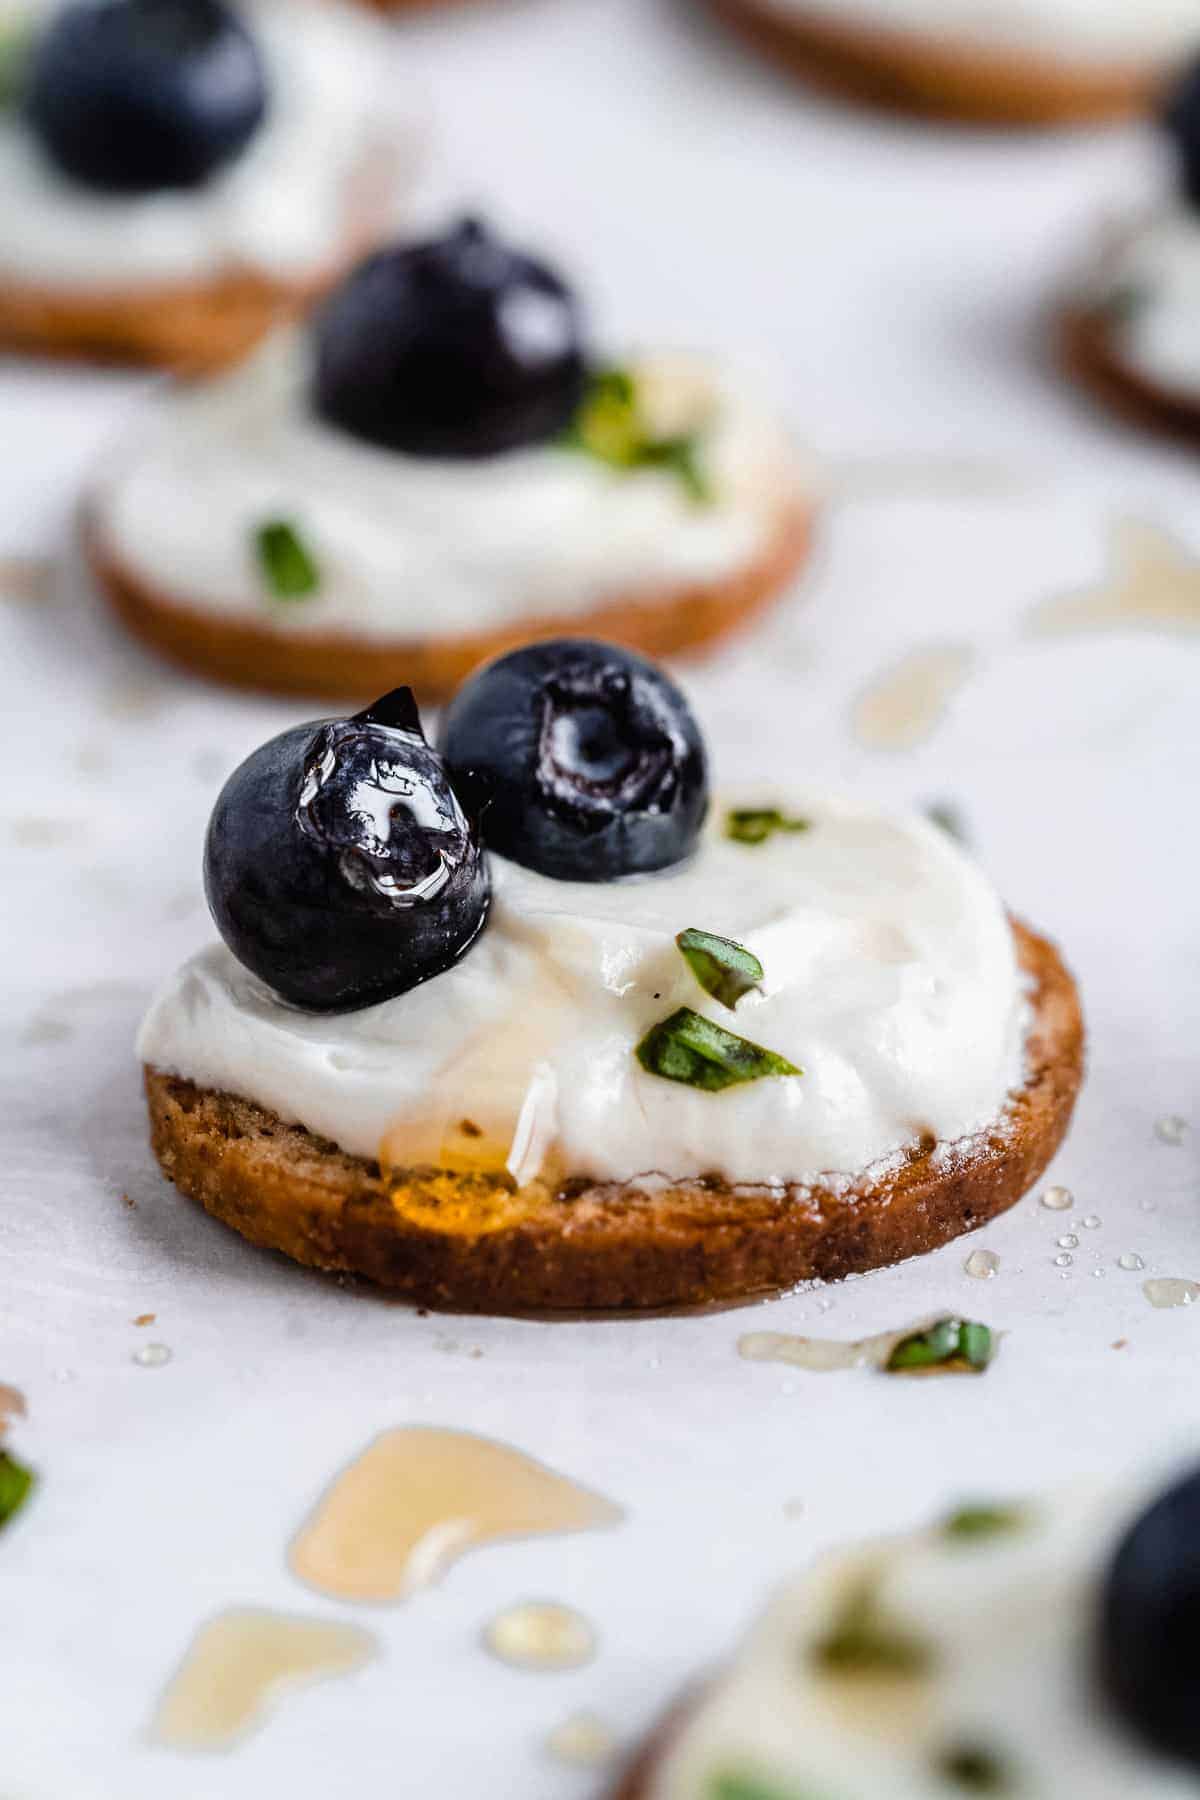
204 688 490 1012
439 640 709 882
1164 60 1200 209
313 219 587 459
1099 1466 1200 1769
25 0 267 195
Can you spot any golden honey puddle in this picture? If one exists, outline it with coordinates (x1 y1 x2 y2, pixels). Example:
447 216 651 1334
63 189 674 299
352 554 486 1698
290 1427 622 1604
852 645 975 751
150 1608 376 1752
545 1711 618 1767
739 1326 908 1372
0 555 52 604
484 1601 596 1670
1143 1277 1200 1309
1031 519 1200 638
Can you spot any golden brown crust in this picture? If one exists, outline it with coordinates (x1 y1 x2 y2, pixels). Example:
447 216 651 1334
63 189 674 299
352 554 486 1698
704 0 1168 125
1059 302 1200 445
86 494 815 702
611 1691 704 1800
142 920 1084 1313
0 140 403 373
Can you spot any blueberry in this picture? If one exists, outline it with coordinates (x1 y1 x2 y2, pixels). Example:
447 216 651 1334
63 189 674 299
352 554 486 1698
204 689 490 1012
313 219 587 459
1164 60 1200 208
1099 1466 1200 1769
25 0 267 195
439 640 709 882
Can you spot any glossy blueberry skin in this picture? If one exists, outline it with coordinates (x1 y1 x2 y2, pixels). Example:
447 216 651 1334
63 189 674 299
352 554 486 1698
25 0 267 196
1099 1467 1200 1769
439 640 709 882
313 219 588 459
1164 60 1200 209
204 689 490 1012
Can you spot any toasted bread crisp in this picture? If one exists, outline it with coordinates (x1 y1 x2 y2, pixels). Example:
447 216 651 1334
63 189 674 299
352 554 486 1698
0 142 401 373
704 0 1167 125
88 495 813 702
143 919 1082 1313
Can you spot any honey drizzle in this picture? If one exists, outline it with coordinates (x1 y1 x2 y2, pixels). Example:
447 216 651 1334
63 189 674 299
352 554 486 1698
150 1608 376 1752
290 1427 622 1604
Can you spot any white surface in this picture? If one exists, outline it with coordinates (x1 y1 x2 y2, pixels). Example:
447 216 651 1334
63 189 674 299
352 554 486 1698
2 2 1199 1797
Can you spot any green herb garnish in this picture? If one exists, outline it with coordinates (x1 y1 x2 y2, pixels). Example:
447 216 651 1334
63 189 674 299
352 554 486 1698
942 1502 1027 1541
562 366 712 504
709 1772 822 1800
812 1575 935 1678
0 18 34 108
726 808 811 846
935 1744 1013 1791
254 519 320 600
636 1007 800 1092
1100 282 1147 328
0 1449 35 1528
676 927 762 1012
925 801 969 846
886 1318 994 1375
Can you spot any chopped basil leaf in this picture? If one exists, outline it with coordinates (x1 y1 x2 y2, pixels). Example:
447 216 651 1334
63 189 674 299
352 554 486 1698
1101 283 1146 327
709 1773 821 1800
562 366 712 505
886 1318 994 1375
636 1006 801 1092
925 801 969 846
935 1743 1013 1791
676 927 763 1012
0 1449 35 1527
942 1502 1027 1541
812 1576 935 1678
0 19 33 107
726 808 811 846
255 519 320 600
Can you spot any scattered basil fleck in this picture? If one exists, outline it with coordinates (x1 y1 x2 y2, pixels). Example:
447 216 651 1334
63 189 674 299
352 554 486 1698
0 19 33 108
1101 283 1147 328
726 808 811 846
0 1449 35 1528
636 1006 801 1093
942 1502 1027 1541
925 800 970 846
562 365 712 504
255 519 320 600
936 1743 1013 1792
885 1318 994 1375
812 1575 935 1678
676 927 763 1012
709 1773 820 1800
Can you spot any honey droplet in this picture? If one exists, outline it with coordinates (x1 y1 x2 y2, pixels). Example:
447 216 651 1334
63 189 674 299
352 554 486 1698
1040 1185 1074 1211
1053 1254 1073 1269
1118 1253 1145 1273
964 1248 999 1280
133 1343 171 1368
150 1608 376 1752
1057 1235 1079 1250
290 1428 622 1603
484 1601 595 1671
545 1711 617 1767
852 643 974 751
1143 1278 1200 1310
1082 1215 1102 1230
